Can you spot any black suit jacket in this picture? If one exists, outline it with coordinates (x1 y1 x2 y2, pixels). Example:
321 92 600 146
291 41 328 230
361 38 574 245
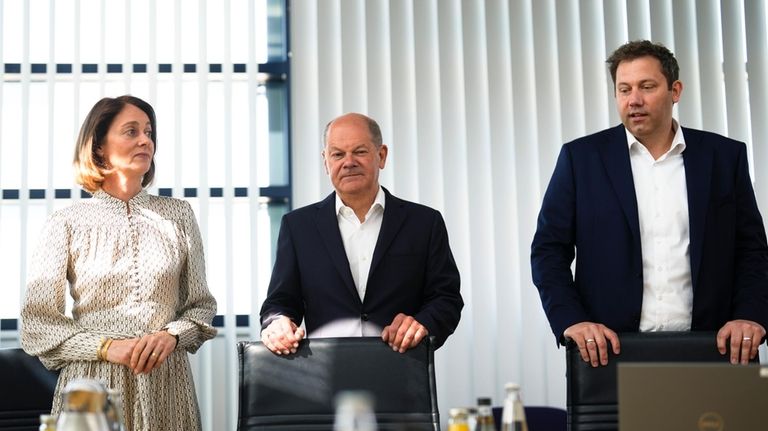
531 124 768 343
260 188 463 348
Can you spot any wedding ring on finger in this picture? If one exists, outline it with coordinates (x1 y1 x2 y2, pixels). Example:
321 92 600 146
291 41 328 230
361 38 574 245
586 338 596 344
743 337 752 342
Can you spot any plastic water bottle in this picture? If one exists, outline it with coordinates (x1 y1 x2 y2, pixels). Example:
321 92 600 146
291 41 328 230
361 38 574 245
501 383 528 431
475 397 495 431
333 390 378 431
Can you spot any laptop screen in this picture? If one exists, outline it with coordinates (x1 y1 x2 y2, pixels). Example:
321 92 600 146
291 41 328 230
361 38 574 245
618 363 768 431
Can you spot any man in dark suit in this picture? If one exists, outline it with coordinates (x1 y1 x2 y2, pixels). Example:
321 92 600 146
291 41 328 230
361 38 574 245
531 40 768 368
260 113 463 355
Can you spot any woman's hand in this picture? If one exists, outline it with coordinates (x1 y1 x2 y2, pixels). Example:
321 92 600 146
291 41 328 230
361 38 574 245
128 331 178 374
102 331 177 374
104 338 139 367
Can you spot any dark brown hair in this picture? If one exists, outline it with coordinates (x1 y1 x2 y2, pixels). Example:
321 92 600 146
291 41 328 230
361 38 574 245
606 40 679 90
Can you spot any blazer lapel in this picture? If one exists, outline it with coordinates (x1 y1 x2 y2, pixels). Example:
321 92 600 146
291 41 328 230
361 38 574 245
682 128 713 290
314 192 359 301
599 125 641 246
369 188 407 278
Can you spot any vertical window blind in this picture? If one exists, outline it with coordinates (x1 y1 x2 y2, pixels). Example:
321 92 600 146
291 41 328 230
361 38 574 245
3 0 768 428
289 0 768 419
1 1 289 429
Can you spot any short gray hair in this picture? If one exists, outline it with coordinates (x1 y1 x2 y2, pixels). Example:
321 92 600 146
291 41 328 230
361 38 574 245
322 113 383 148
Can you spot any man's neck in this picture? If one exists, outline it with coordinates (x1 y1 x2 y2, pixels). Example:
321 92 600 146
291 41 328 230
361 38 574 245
338 187 379 223
638 124 676 160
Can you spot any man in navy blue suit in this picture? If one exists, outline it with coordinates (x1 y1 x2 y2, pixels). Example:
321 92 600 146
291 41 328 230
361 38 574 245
531 40 768 368
260 113 463 355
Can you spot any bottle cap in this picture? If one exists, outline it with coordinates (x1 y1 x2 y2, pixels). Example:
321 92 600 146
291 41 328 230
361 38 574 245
334 390 375 408
477 397 492 406
504 382 521 391
449 407 469 418
39 414 56 425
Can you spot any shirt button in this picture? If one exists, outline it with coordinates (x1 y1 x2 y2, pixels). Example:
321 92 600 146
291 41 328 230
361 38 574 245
361 313 369 321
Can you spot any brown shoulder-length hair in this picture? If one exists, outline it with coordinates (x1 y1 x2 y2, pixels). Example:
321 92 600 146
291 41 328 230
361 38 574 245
73 95 157 193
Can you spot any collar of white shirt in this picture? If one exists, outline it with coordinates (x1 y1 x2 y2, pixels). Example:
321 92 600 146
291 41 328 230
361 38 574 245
625 119 686 161
335 186 386 220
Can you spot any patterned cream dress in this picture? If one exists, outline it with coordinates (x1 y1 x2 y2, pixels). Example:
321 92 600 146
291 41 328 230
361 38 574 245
21 190 217 431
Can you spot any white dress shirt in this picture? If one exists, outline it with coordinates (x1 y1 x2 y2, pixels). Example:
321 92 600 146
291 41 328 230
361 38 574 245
626 121 694 331
337 186 386 300
311 187 386 338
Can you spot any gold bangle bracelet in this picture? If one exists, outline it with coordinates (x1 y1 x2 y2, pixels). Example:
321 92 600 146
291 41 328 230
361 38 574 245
103 338 113 361
97 338 104 361
99 338 113 361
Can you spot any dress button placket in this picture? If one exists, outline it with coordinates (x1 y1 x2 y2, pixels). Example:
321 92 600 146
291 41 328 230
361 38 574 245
127 202 140 288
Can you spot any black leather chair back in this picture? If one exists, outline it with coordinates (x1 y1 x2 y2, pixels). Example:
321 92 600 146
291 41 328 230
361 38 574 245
237 337 439 431
566 331 741 431
0 348 58 430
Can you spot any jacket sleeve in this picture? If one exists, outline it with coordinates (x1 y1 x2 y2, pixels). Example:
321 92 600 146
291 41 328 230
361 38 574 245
531 144 591 344
731 143 768 332
259 215 306 329
413 211 463 349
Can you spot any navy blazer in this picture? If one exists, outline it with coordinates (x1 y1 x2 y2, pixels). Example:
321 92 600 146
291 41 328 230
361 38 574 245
531 124 768 344
260 188 463 348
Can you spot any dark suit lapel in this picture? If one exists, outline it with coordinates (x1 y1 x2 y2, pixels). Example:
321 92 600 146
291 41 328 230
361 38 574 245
314 192 359 301
369 188 407 278
682 128 713 290
599 125 641 246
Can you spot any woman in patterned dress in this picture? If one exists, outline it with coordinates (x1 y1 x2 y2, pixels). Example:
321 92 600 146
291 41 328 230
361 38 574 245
21 95 217 431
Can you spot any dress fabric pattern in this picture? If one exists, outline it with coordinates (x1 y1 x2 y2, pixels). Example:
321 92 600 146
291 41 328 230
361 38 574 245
21 190 217 431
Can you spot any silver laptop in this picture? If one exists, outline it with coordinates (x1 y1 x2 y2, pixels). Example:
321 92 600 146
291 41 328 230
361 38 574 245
618 363 768 431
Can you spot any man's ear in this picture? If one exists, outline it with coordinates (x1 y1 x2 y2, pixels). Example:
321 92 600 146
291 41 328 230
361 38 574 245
378 144 388 169
321 149 329 175
671 80 683 104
